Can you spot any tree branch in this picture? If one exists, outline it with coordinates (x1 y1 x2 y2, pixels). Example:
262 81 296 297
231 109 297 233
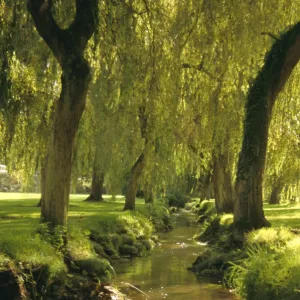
182 60 223 82
27 0 64 64
261 32 280 41
68 0 98 53
28 0 98 66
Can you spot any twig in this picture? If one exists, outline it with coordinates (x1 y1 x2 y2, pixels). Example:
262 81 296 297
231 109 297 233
120 282 150 299
261 32 280 41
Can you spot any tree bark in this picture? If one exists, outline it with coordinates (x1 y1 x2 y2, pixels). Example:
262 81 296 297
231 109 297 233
212 153 234 213
269 179 284 204
123 101 148 210
84 166 104 202
124 153 145 210
234 23 300 230
28 0 97 226
36 162 46 207
199 172 213 201
144 183 154 204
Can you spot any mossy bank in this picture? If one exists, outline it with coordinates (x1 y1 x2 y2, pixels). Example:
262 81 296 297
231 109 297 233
187 199 300 300
0 193 171 299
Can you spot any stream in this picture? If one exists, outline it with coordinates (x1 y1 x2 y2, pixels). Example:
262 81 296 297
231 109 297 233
112 212 237 300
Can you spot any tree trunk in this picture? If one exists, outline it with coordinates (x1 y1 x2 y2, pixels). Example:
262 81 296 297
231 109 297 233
269 180 284 204
123 99 148 210
41 69 90 225
124 153 145 210
85 166 104 202
234 23 300 230
36 162 46 207
199 172 213 201
144 183 154 204
28 0 97 227
212 154 233 213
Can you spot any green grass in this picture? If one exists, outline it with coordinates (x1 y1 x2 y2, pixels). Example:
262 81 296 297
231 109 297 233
264 203 300 228
2 194 299 235
0 193 158 286
225 203 300 300
0 193 148 236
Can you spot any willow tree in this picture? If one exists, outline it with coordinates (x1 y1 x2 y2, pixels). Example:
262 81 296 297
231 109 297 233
0 1 55 195
176 1 300 216
234 23 300 230
111 0 172 210
120 0 197 210
28 0 97 226
72 0 131 202
265 73 300 204
179 0 250 212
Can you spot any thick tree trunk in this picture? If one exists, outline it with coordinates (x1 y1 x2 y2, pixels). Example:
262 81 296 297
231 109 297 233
28 0 97 227
212 154 233 213
41 66 90 225
85 166 104 202
234 23 300 230
124 153 145 210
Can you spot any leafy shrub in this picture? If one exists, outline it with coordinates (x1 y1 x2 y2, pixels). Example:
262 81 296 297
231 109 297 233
227 244 300 300
110 234 122 250
121 234 135 246
246 227 294 247
116 211 153 239
185 199 202 213
165 191 191 208
186 199 217 223
197 200 216 218
227 228 300 300
134 241 147 255
194 213 233 244
119 244 139 257
37 223 67 250
141 203 172 231
75 257 114 281
140 239 153 251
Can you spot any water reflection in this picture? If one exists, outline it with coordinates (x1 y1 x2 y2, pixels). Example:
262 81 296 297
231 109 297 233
113 212 236 300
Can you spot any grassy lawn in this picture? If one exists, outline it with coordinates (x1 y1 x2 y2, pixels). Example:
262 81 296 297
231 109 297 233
0 193 161 298
264 203 300 228
1 193 300 239
0 193 147 237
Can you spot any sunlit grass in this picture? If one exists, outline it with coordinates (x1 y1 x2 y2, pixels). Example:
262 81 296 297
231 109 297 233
0 193 155 282
0 193 147 236
264 203 300 228
1 194 300 235
229 225 300 300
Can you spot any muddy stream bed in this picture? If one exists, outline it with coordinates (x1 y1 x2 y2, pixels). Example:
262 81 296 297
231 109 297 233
112 212 237 300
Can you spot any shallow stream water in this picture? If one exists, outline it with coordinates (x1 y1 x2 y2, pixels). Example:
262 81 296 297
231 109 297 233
113 212 237 300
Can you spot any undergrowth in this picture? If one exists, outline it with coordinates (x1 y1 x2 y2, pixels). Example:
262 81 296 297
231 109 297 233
189 199 300 300
188 201 242 279
0 196 170 299
227 227 300 300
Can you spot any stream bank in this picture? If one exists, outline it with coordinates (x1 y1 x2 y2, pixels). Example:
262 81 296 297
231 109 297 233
112 211 236 300
0 201 171 299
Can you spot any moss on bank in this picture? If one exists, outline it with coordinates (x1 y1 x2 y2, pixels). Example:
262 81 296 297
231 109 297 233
0 194 171 299
189 200 300 300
